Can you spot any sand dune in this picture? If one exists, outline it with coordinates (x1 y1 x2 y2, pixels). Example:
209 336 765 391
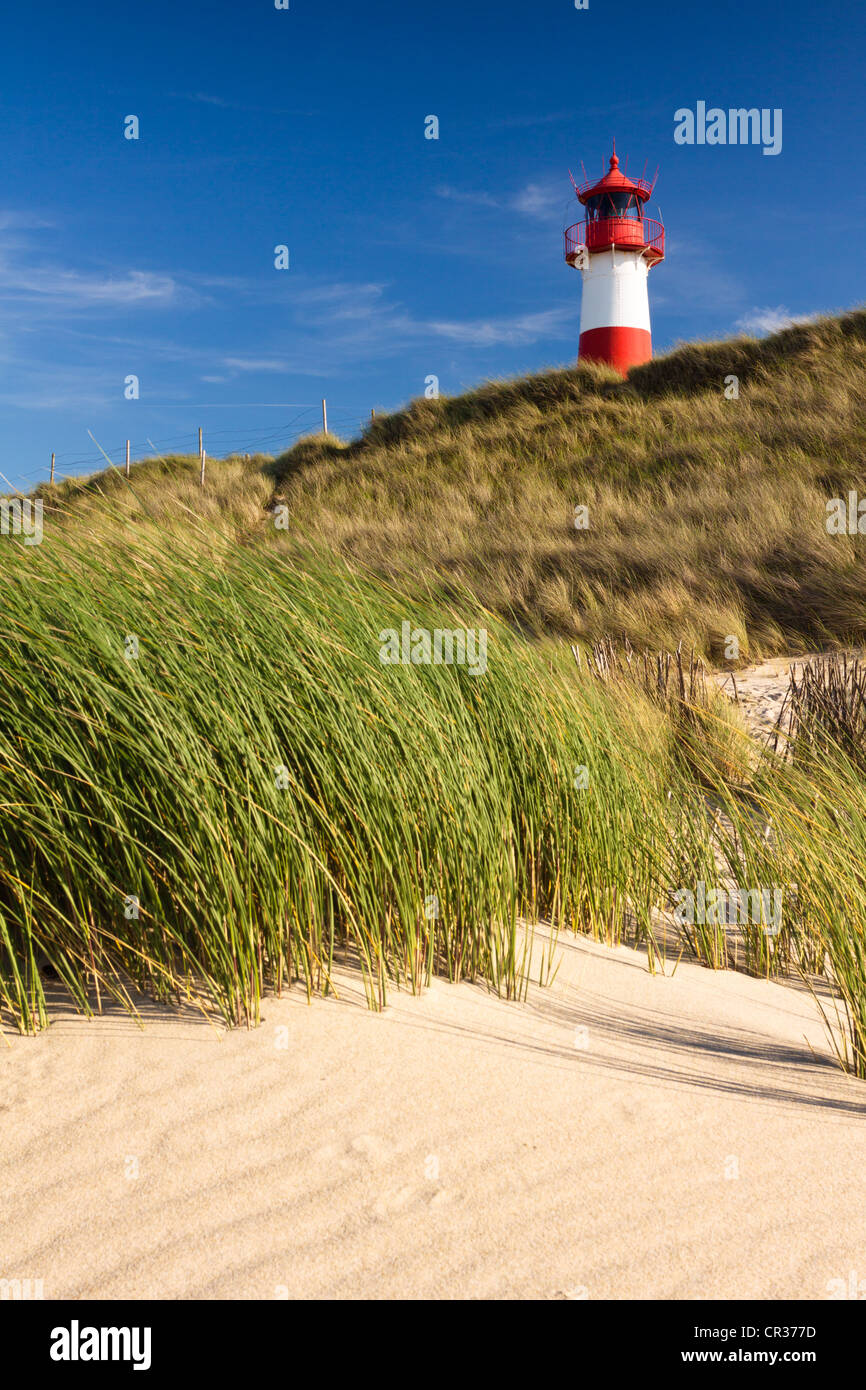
2 930 865 1300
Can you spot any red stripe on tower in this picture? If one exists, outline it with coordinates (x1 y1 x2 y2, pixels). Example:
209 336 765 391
577 325 652 374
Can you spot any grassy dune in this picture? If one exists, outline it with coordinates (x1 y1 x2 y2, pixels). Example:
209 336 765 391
2 314 866 1077
30 309 866 658
268 309 866 658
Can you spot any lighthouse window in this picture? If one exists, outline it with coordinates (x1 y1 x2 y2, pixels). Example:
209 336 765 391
606 191 633 216
586 192 638 220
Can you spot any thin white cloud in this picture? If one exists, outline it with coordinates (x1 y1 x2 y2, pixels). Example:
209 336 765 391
291 281 390 322
293 281 387 305
213 284 575 378
188 92 230 107
0 216 186 314
287 282 574 351
510 181 562 221
0 361 120 411
224 357 288 373
435 180 563 221
487 110 575 130
487 99 644 131
734 305 819 335
426 306 573 347
435 185 500 209
0 209 54 231
173 91 316 117
0 264 180 308
652 237 745 315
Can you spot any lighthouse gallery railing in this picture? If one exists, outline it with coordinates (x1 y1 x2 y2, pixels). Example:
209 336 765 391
564 217 664 264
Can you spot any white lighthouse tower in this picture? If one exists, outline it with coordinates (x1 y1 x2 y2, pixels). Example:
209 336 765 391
564 145 664 375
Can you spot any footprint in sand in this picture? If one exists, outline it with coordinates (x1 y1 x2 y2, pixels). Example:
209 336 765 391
315 1133 452 1215
311 1134 393 1169
350 1133 394 1163
372 1183 451 1219
310 1141 342 1165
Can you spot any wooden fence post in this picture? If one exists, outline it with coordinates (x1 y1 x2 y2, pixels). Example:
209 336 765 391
50 452 55 484
322 399 328 435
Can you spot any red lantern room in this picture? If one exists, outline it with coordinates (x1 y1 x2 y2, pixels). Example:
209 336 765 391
564 147 664 268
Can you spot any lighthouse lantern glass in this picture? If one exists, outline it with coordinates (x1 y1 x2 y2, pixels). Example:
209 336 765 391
585 191 641 221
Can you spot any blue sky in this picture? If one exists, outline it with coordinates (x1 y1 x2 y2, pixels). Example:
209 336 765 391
1 0 864 488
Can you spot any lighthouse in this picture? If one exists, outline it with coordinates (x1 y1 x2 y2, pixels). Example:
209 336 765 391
564 146 664 375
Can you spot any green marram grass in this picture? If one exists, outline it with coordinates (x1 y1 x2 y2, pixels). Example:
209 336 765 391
709 738 866 1078
0 495 709 1032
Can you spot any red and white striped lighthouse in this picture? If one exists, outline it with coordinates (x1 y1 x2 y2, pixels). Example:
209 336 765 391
564 145 664 375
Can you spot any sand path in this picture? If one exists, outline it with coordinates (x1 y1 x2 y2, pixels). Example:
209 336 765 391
712 647 865 739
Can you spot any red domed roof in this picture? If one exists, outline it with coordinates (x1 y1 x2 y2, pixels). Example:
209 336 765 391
572 146 656 204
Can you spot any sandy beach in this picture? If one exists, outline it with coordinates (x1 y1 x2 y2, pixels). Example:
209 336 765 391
3 927 865 1301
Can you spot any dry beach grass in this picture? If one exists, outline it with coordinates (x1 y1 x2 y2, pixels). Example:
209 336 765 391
269 308 866 659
